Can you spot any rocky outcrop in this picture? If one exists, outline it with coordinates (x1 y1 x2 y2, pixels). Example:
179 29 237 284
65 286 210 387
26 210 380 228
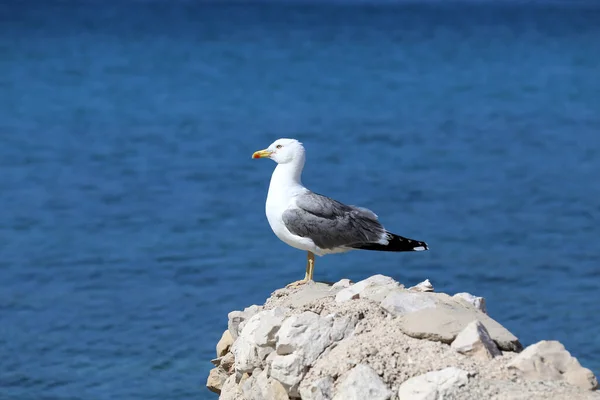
206 275 599 399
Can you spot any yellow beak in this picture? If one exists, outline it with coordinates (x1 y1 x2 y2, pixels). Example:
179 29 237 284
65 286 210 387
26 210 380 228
252 149 272 159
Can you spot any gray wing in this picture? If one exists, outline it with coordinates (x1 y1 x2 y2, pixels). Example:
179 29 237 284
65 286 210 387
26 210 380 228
282 191 387 250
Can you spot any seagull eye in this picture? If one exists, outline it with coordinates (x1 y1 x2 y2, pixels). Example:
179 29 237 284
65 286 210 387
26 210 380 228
276 144 282 149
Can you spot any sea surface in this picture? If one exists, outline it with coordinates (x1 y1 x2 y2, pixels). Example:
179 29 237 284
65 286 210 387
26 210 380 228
1 1 599 399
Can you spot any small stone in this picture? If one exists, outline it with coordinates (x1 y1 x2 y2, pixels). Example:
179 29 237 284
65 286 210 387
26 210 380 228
332 364 391 400
300 376 334 400
331 278 352 289
217 330 234 357
206 367 228 394
398 367 469 400
451 320 501 360
408 279 435 292
453 292 487 314
508 340 598 390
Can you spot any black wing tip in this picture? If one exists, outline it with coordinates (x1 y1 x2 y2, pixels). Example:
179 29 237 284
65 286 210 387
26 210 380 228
352 233 429 252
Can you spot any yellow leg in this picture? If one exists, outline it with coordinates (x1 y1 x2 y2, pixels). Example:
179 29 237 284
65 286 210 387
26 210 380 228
306 251 315 281
286 251 315 288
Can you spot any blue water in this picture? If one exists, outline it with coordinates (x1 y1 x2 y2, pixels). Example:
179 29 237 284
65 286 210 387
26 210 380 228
1 1 599 398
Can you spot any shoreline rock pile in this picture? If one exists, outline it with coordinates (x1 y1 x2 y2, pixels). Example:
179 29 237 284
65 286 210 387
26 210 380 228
206 275 598 400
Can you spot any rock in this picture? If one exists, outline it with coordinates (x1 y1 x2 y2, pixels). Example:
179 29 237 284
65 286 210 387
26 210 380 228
206 367 228 394
332 364 391 400
217 330 234 357
228 304 262 339
508 340 598 390
284 282 339 308
331 279 352 289
270 353 305 396
451 320 501 360
242 369 289 400
453 292 487 314
387 292 521 351
219 374 242 400
232 308 286 373
381 291 438 315
210 275 598 400
276 311 333 364
398 367 470 400
408 279 435 292
253 307 287 346
328 314 357 342
335 275 400 303
299 376 334 400
220 352 235 372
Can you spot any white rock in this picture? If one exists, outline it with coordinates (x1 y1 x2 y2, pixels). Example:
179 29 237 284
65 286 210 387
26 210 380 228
300 376 334 400
329 315 357 342
270 353 305 396
398 367 469 400
331 279 352 290
451 320 501 360
332 364 391 400
276 311 333 364
380 291 438 315
242 369 289 400
232 308 286 373
453 292 487 314
408 279 435 292
253 307 287 346
219 374 243 400
228 304 262 339
508 340 598 390
335 275 399 303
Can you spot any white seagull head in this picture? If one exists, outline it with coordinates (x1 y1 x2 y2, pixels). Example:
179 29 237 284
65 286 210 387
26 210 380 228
252 138 305 165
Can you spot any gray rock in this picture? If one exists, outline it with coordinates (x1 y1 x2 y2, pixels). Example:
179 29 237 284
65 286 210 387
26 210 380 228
335 275 400 303
332 364 391 400
508 340 598 390
381 291 438 315
387 292 521 351
453 292 487 314
284 282 339 308
398 367 470 400
451 320 501 360
299 376 334 400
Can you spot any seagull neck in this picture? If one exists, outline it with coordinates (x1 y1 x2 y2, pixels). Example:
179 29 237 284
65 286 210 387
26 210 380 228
271 157 305 189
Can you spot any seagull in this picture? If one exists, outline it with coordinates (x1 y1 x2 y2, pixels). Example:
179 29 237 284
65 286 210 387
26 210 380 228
252 138 428 287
